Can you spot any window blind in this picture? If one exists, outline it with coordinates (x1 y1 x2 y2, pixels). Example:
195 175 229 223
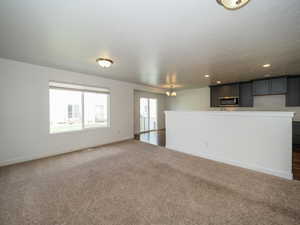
49 81 110 94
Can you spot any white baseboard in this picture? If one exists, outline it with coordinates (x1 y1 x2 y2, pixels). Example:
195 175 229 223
0 137 133 167
166 145 293 180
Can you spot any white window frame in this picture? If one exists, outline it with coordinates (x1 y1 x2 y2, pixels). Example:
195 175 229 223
49 81 111 134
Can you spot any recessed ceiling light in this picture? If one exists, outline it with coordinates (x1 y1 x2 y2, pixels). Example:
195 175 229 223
263 64 271 68
96 58 114 68
217 81 222 84
204 74 210 78
217 0 251 10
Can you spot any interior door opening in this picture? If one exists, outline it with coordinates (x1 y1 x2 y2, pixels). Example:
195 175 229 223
140 97 157 133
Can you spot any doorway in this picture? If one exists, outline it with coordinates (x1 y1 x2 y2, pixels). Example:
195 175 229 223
140 97 157 132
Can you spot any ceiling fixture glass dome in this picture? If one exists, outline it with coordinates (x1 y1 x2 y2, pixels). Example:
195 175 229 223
217 0 251 10
96 58 114 68
166 85 177 97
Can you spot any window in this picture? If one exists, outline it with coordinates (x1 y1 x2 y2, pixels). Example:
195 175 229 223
49 82 110 133
139 97 157 132
84 92 108 129
68 104 80 119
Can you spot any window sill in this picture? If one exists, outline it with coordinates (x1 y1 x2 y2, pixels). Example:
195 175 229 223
49 125 111 135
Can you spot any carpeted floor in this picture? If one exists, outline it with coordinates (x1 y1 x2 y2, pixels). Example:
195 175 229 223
0 140 300 225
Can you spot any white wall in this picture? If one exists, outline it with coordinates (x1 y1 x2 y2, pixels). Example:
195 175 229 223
0 58 163 166
166 87 300 121
134 91 166 134
166 87 210 111
166 111 294 179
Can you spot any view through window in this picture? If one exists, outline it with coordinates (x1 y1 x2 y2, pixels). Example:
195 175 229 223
49 83 109 133
84 92 108 129
140 97 157 132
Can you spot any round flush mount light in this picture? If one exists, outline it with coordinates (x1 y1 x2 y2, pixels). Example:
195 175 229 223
96 58 114 68
204 74 210 78
217 0 251 10
217 81 222 84
262 64 271 68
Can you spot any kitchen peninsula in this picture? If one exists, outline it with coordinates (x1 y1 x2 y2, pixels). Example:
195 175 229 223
165 111 294 179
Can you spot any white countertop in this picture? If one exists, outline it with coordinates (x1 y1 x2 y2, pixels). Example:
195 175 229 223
165 111 295 118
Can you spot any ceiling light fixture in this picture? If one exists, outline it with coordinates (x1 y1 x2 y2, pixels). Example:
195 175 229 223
217 0 251 10
166 90 177 97
217 81 222 84
96 58 114 68
204 74 210 78
166 85 177 97
263 64 271 68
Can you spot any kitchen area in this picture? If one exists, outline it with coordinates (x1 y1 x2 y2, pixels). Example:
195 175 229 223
166 75 300 180
210 75 300 180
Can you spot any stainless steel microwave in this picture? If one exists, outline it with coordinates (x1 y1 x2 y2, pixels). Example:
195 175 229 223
219 97 239 106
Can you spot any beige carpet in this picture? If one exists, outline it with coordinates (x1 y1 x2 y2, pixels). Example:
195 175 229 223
0 140 300 225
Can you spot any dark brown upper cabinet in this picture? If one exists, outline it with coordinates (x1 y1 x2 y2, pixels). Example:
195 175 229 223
252 79 269 96
218 83 239 97
269 77 287 95
239 82 253 107
209 76 297 108
210 86 220 107
253 77 287 96
210 83 239 107
286 76 300 106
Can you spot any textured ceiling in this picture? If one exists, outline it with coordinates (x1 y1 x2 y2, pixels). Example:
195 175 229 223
0 0 300 89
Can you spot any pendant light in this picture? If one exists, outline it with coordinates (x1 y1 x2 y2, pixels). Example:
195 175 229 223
166 85 177 97
170 90 177 96
217 0 251 10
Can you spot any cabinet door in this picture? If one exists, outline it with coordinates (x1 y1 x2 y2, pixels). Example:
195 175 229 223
210 86 220 107
253 79 269 96
293 122 300 145
270 77 287 94
219 84 239 97
239 82 253 107
286 77 300 106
